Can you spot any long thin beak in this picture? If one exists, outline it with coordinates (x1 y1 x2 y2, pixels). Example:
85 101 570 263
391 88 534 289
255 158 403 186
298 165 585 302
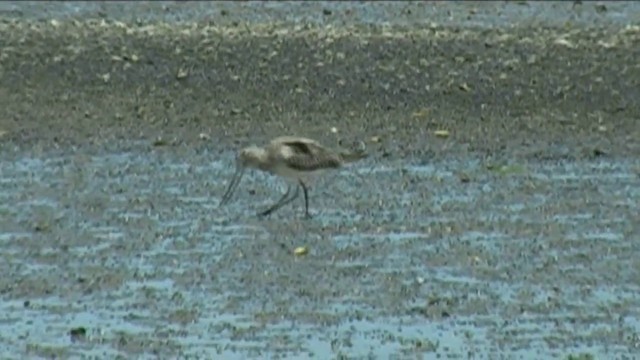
219 165 245 207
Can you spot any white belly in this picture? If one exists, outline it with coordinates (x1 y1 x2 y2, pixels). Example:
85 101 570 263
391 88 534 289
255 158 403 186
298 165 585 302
271 163 324 183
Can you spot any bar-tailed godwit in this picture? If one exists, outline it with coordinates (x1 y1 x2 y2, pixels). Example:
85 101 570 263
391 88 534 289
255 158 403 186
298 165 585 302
219 136 367 218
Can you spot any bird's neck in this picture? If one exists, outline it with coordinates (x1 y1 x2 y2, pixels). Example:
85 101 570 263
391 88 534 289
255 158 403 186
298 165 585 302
254 149 272 171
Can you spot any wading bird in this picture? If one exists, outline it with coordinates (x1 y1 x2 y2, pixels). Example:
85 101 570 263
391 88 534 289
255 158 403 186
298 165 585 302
219 136 367 218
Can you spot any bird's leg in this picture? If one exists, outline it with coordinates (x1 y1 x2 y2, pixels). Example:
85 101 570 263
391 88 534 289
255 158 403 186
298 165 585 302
299 180 312 219
258 184 300 217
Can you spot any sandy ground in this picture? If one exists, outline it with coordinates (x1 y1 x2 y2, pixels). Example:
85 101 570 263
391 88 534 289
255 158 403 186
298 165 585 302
1 2 639 359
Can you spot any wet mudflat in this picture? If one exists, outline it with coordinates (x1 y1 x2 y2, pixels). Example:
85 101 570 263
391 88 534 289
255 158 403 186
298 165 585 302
1 2 640 359
1 147 639 359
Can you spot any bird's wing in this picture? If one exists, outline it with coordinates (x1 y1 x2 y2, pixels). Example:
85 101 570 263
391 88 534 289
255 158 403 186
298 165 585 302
276 138 342 172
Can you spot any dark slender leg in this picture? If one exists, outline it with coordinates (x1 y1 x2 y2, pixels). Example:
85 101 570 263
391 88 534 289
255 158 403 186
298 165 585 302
258 184 300 217
299 180 312 219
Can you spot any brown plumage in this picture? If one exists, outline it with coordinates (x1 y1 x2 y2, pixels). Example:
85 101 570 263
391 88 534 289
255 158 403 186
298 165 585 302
219 136 367 218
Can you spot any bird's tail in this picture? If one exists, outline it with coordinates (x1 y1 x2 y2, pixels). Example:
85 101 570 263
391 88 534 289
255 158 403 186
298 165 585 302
339 149 368 163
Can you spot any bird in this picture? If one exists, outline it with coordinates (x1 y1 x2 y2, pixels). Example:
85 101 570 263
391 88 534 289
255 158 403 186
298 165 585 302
218 136 367 218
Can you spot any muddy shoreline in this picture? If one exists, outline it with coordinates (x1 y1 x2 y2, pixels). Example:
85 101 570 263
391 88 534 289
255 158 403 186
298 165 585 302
1 19 639 160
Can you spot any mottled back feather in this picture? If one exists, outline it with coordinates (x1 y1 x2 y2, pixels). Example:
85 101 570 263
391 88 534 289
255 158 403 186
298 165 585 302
270 137 343 172
283 140 314 156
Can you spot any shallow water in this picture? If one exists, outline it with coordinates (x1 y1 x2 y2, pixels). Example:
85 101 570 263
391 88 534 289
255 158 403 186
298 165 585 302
0 143 638 358
2 1 640 28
